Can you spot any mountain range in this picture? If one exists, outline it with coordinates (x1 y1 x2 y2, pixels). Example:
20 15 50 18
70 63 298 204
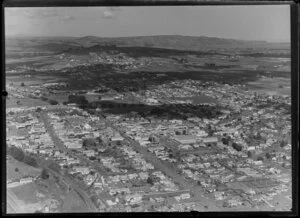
6 35 289 53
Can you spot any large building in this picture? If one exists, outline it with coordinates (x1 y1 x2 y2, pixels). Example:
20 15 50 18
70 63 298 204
111 135 124 142
65 141 82 149
202 137 218 144
174 135 197 144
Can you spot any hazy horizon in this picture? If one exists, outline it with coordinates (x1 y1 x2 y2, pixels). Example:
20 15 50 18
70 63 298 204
5 6 290 43
5 34 290 44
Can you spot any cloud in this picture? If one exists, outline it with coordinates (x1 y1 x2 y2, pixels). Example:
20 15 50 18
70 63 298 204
6 8 76 22
103 10 114 19
102 7 121 19
62 15 76 21
22 8 60 18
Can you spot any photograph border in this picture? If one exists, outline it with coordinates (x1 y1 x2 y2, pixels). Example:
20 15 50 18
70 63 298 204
1 0 299 217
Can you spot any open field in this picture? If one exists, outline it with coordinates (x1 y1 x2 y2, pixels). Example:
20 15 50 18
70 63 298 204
10 183 40 204
61 190 90 213
6 56 54 64
247 77 291 96
175 94 217 104
7 156 41 181
6 97 49 108
7 189 43 214
7 188 45 214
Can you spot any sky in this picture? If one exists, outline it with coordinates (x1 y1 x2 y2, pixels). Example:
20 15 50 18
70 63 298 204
5 5 290 42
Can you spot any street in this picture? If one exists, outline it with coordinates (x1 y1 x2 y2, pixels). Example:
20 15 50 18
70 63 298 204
106 119 221 210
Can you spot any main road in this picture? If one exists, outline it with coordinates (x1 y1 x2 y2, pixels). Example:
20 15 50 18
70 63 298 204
40 110 110 176
104 119 221 210
37 157 98 212
38 111 98 212
40 107 220 210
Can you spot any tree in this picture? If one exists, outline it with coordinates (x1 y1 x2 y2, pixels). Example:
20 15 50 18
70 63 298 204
48 99 59 105
83 138 97 147
147 177 154 185
23 155 38 167
222 138 229 145
41 169 50 179
68 95 88 105
41 96 48 101
232 143 242 151
15 167 19 172
257 156 264 161
89 156 96 161
9 146 25 162
247 151 252 158
280 140 286 148
21 82 25 87
265 152 271 159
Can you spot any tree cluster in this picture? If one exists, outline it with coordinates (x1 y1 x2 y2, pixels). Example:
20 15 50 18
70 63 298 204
8 146 38 167
82 138 98 147
48 99 59 105
232 142 242 151
68 95 88 105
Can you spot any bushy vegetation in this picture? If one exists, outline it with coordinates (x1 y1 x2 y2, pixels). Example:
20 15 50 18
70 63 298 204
41 96 48 101
23 155 39 167
82 138 97 147
48 162 61 173
8 146 25 162
257 156 264 161
232 142 242 151
7 146 38 168
41 169 50 179
247 151 253 158
67 95 88 105
35 107 42 112
265 152 272 159
48 99 59 105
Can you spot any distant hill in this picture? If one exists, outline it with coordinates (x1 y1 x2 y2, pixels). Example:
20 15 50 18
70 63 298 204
71 35 289 51
63 44 227 58
6 35 290 53
33 43 80 52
